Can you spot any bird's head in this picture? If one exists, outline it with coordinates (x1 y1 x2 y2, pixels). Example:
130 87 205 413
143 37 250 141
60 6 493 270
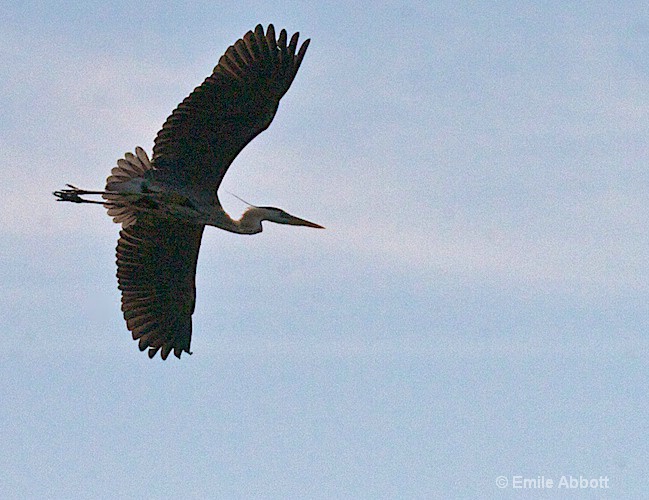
257 206 324 228
227 192 324 231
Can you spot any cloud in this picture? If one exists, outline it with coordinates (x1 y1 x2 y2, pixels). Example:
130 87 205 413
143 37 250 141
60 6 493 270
5 11 649 302
194 321 649 364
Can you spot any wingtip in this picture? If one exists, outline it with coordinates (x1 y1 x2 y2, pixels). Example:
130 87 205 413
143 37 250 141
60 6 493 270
173 348 192 359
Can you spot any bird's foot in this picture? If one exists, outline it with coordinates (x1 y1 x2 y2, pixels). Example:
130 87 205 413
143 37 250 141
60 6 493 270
53 184 105 204
53 185 85 203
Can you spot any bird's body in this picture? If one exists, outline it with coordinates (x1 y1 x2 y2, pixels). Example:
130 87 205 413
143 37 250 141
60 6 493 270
54 24 322 359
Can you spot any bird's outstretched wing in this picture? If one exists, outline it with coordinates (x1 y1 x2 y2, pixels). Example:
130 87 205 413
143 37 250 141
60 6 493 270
151 24 310 196
116 219 205 359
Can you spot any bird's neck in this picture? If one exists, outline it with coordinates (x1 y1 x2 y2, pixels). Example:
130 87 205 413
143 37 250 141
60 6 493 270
215 207 270 235
237 207 268 234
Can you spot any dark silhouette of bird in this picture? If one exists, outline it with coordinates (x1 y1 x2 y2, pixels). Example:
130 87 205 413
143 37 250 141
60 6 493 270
54 24 322 359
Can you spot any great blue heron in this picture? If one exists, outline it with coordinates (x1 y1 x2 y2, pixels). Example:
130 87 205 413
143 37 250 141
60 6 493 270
53 24 322 360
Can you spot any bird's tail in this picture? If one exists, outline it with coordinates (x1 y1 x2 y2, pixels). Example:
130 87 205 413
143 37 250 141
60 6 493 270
103 147 155 226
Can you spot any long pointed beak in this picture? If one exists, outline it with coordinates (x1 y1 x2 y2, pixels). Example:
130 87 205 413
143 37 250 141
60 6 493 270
287 215 325 229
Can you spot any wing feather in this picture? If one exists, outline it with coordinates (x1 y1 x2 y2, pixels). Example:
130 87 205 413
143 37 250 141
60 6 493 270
116 219 205 359
151 24 310 196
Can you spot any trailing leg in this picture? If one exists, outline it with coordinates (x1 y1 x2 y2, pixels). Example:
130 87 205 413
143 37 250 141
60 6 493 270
53 185 109 204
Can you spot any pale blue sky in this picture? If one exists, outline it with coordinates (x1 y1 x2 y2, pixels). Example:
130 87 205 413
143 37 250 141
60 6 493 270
2 1 649 498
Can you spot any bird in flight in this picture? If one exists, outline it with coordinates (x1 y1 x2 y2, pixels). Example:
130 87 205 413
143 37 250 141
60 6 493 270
54 24 322 360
